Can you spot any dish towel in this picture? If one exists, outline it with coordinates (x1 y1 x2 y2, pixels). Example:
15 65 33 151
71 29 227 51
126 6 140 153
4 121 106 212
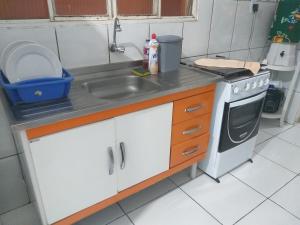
269 0 300 43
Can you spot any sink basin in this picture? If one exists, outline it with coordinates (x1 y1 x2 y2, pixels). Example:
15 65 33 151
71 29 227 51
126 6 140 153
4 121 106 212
82 75 161 100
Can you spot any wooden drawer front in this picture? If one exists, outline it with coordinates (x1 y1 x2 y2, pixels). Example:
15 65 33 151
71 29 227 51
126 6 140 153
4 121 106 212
173 92 214 124
172 114 211 145
170 133 210 168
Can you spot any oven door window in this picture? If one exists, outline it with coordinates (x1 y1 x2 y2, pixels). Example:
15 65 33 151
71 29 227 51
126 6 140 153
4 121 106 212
218 94 265 153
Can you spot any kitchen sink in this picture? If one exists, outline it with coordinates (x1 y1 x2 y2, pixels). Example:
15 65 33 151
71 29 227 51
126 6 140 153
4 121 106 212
81 75 161 100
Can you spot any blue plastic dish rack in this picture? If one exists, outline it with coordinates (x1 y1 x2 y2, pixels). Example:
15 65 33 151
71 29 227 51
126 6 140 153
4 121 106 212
0 69 74 105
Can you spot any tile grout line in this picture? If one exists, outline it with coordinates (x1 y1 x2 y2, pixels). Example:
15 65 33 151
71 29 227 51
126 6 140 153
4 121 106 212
116 182 178 215
255 152 300 174
276 135 300 150
268 199 300 221
232 172 300 221
256 125 300 174
255 130 274 146
0 153 19 161
268 174 299 199
0 202 31 218
168 175 224 225
206 0 215 55
228 0 239 53
105 213 125 225
231 172 297 200
116 202 136 225
260 122 295 137
233 199 268 225
230 173 300 223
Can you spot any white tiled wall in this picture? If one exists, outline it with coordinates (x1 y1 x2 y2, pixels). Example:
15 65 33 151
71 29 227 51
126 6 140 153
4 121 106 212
231 1 254 51
229 50 249 61
208 0 238 54
0 0 279 217
109 23 149 63
150 22 183 37
250 2 277 48
56 24 109 69
0 26 59 56
182 0 213 57
0 155 29 214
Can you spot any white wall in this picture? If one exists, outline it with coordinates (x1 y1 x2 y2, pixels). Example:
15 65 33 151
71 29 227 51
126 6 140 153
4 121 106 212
0 0 278 218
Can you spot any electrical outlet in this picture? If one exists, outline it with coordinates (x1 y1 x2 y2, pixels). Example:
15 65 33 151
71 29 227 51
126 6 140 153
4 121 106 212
250 0 259 13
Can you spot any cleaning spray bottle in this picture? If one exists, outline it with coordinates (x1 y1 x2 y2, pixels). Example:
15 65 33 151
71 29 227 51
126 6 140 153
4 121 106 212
148 33 159 75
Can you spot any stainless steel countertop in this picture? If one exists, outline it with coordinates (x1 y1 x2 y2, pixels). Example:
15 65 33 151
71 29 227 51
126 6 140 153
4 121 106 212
1 62 220 132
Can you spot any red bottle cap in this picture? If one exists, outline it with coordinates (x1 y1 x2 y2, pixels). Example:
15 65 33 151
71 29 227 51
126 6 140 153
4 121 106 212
151 33 157 40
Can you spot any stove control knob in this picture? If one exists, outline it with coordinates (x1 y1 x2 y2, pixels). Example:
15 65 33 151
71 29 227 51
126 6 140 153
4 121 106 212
245 83 251 91
252 81 257 89
264 78 270 86
258 80 264 87
233 87 240 94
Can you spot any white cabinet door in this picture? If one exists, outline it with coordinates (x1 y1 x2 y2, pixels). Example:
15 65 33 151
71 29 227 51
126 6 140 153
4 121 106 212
115 103 173 191
30 119 117 224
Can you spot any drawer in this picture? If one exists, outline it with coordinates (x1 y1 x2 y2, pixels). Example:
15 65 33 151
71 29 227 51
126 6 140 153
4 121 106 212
172 114 211 145
170 133 210 168
173 92 214 124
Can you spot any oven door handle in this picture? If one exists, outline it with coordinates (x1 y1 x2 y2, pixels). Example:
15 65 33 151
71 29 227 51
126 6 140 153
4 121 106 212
230 92 266 108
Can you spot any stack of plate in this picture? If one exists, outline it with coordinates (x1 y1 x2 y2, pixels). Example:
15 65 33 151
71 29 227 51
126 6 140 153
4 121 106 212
0 41 62 83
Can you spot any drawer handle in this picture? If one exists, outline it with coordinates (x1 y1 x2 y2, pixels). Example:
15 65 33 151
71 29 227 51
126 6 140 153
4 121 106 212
182 146 200 157
108 147 115 175
182 126 202 135
185 104 203 113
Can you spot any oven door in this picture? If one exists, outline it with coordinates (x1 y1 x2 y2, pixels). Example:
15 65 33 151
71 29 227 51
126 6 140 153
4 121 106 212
218 92 266 153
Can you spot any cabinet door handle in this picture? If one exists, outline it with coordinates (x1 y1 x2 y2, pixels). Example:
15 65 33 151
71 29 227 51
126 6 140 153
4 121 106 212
182 146 200 157
185 104 203 113
182 126 202 135
108 147 115 175
120 142 126 170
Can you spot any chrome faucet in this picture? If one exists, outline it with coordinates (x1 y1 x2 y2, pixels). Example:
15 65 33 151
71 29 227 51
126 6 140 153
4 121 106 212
110 18 125 53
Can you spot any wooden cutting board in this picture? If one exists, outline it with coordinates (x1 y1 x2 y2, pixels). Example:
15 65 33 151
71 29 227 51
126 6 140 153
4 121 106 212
194 58 261 75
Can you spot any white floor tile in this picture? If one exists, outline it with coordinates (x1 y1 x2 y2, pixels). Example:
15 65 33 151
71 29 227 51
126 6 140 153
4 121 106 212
107 216 133 225
119 179 176 213
278 126 300 148
1 204 41 225
169 168 203 186
231 154 295 197
271 176 300 219
256 130 273 145
236 200 300 225
128 188 220 225
0 177 29 214
256 138 300 173
75 204 124 225
259 119 293 136
181 174 265 225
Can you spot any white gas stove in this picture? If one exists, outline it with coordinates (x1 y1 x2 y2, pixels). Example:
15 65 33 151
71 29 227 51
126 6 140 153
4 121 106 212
198 69 270 182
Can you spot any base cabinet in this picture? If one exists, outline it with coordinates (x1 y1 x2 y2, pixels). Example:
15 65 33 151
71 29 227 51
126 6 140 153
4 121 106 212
30 119 117 224
28 103 173 224
115 103 173 191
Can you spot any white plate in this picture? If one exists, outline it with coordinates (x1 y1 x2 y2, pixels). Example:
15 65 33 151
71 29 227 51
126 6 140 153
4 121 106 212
0 41 35 72
4 43 62 83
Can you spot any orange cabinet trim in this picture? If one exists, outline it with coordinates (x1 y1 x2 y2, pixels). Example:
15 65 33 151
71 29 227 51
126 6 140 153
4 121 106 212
26 84 215 140
52 152 207 225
